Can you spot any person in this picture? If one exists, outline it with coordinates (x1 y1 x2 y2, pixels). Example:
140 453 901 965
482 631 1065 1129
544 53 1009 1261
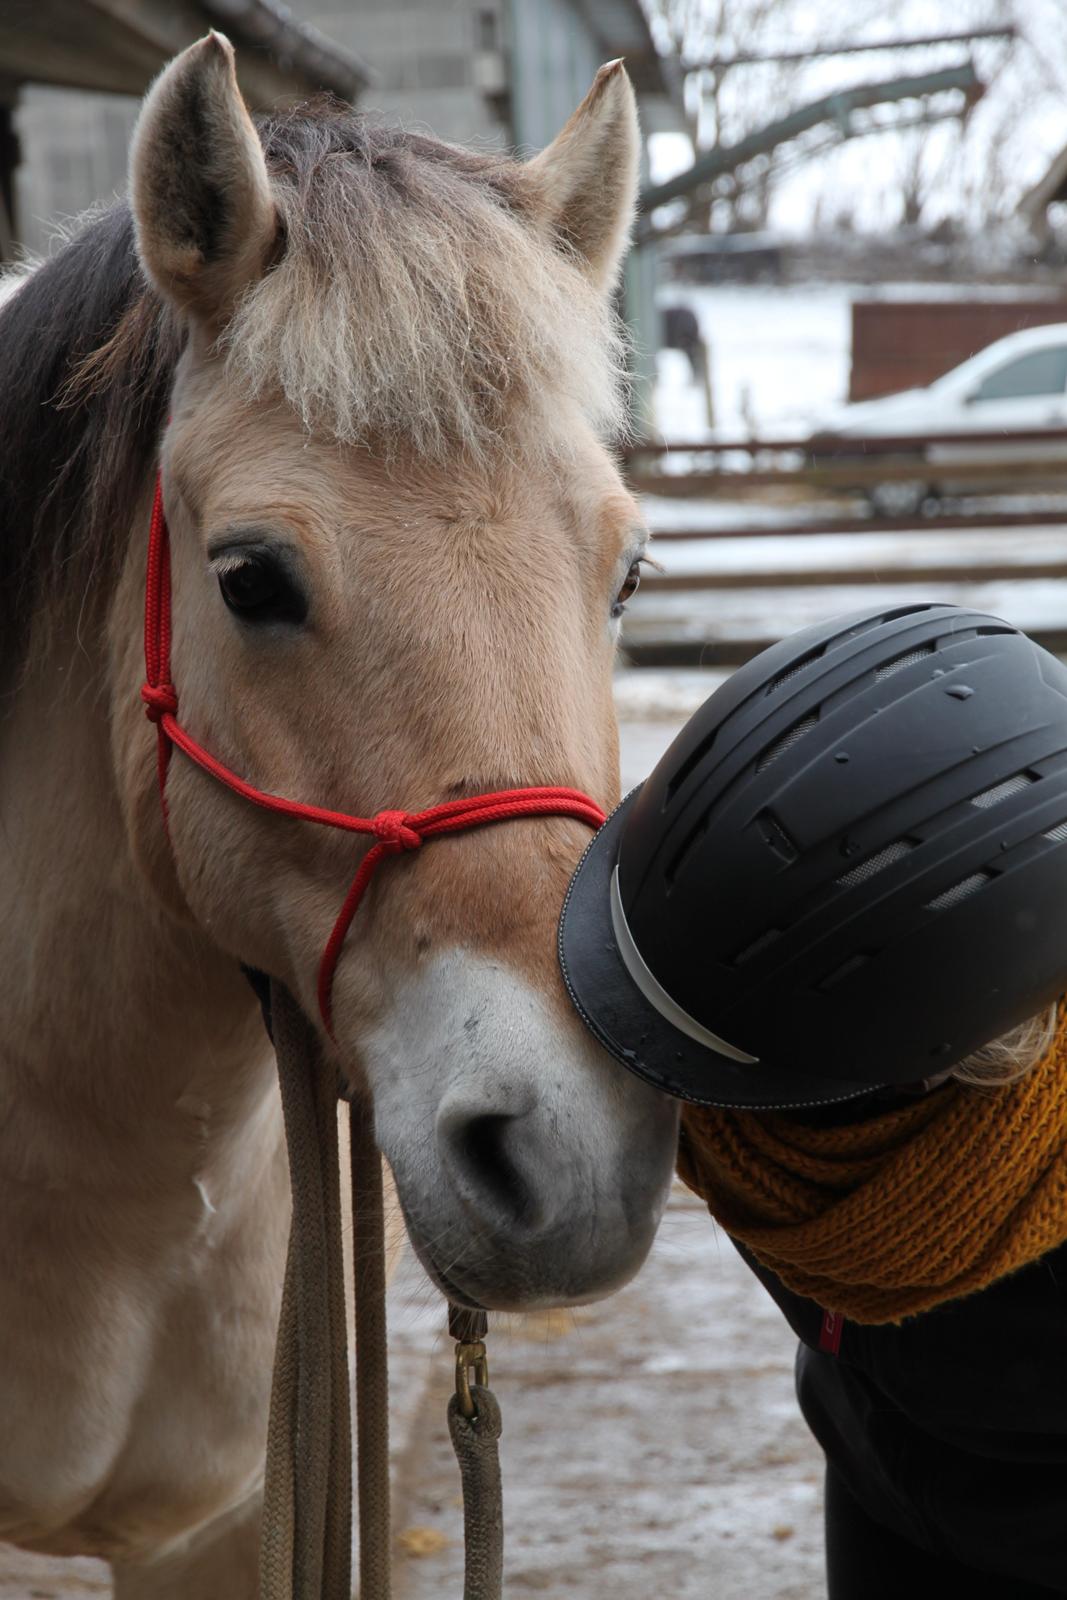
559 601 1067 1598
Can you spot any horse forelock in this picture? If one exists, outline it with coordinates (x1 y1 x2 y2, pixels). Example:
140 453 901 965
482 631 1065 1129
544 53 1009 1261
231 103 629 462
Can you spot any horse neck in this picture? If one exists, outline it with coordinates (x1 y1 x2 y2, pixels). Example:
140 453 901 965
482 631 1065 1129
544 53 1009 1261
0 598 276 1193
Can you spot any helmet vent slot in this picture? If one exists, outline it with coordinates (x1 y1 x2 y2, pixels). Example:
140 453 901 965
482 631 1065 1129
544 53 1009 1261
766 643 827 694
757 712 818 772
970 773 1036 809
926 870 995 913
881 604 935 623
1045 819 1067 843
875 644 935 681
664 813 710 887
733 927 783 966
665 727 717 805
815 952 872 992
756 810 798 863
836 838 915 889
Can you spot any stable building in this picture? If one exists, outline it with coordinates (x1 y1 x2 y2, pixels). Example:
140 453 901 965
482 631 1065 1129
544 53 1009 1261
0 0 370 257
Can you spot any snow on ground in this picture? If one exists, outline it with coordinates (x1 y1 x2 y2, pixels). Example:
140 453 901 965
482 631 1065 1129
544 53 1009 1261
393 1189 824 1600
652 281 851 441
650 524 1067 578
652 282 854 441
625 576 1067 656
615 668 727 726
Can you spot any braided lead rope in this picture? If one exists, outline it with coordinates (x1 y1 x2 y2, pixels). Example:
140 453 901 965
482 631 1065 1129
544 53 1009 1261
448 1389 505 1600
262 982 505 1600
350 1094 392 1600
261 984 352 1600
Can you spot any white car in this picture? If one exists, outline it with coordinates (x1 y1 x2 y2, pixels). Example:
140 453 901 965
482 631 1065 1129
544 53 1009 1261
816 323 1067 515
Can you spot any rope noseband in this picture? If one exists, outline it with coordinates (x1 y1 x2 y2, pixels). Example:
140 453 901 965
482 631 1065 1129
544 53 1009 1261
141 474 607 1030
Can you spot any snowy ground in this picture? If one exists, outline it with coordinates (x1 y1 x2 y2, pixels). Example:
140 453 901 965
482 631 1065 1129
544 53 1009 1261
391 1189 823 1600
653 283 852 440
648 523 1067 579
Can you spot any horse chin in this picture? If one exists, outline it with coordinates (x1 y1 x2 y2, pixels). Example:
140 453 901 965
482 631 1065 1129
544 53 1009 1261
355 949 679 1312
404 1217 659 1315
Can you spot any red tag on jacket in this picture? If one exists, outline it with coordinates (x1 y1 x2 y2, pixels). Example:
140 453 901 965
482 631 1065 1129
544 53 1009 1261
819 1309 843 1356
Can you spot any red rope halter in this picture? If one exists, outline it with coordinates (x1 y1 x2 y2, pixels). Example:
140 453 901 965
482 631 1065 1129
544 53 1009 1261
141 474 607 1032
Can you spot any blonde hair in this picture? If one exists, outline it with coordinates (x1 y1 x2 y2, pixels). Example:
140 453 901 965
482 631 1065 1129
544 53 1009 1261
950 1003 1059 1088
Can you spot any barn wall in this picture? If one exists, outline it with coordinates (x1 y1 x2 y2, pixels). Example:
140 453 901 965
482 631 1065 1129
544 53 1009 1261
288 1 510 148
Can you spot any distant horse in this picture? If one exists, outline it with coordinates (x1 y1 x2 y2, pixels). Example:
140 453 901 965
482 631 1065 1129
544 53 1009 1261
662 303 714 426
0 37 678 1595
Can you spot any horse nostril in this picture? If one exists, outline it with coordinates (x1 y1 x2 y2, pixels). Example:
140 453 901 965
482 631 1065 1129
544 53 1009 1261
447 1112 541 1230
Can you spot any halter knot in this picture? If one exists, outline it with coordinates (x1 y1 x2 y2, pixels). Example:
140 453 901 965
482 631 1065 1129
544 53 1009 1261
372 810 422 853
141 681 179 723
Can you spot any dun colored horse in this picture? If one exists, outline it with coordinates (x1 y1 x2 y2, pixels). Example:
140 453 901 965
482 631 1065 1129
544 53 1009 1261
0 36 678 1596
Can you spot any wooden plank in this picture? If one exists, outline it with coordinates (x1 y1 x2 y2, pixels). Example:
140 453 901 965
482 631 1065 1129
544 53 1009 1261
621 574 1067 667
624 426 1067 457
628 456 1067 498
624 625 1067 669
646 508 1067 540
642 559 1067 592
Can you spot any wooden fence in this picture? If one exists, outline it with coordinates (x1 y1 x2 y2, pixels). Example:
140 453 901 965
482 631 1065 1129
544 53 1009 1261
621 430 1067 668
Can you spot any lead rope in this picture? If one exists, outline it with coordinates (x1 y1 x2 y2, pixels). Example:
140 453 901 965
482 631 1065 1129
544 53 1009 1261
262 984 352 1600
448 1308 504 1600
262 981 505 1600
349 1084 391 1600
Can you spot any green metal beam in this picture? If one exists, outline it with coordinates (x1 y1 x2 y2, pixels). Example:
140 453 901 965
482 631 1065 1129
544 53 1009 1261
637 60 980 215
682 26 1013 72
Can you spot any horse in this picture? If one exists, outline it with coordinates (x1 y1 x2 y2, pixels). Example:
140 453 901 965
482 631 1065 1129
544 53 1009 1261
661 303 714 426
0 35 679 1596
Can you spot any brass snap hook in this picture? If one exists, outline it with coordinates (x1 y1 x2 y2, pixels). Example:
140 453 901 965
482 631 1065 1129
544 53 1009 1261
454 1340 489 1420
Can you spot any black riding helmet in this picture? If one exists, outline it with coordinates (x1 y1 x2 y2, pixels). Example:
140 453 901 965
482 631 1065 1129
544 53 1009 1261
559 603 1067 1109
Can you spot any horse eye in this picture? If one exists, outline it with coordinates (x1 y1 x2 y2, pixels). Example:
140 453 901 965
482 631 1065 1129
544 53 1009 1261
217 556 307 625
612 560 642 618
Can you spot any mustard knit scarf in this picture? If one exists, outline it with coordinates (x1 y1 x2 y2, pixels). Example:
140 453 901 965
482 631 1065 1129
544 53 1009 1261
676 1010 1067 1325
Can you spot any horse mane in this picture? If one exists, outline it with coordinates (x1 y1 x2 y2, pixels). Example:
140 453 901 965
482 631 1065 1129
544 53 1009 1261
0 100 627 682
0 207 178 681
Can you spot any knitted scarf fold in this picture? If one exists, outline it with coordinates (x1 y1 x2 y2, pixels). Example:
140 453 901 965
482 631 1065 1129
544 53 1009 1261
677 1011 1067 1324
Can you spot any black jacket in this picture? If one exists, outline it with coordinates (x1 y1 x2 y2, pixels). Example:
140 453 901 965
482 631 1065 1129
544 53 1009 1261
736 1237 1067 1589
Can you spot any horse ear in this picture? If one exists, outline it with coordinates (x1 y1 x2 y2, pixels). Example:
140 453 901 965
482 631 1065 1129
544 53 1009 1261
130 33 278 328
526 60 639 294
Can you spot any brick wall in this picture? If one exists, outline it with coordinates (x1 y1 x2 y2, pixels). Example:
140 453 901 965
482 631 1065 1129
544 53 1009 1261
850 300 1067 401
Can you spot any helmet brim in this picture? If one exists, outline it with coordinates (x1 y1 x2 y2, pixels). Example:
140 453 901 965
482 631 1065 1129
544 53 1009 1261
558 789 876 1110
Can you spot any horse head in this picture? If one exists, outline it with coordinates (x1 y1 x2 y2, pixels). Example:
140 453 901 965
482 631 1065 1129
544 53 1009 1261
116 35 678 1311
